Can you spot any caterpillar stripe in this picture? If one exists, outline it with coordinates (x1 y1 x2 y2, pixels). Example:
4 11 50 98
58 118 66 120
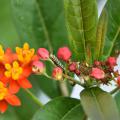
50 54 65 71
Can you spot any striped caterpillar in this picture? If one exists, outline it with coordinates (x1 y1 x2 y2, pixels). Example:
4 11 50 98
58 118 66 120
50 54 65 71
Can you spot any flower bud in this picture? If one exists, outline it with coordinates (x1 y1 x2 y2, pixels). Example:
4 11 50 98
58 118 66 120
37 48 49 60
57 47 71 61
94 60 101 66
32 61 45 74
90 68 105 79
106 57 116 68
52 67 63 80
68 62 77 72
75 69 80 76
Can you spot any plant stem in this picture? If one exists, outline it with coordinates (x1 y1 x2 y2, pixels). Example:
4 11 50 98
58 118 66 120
44 73 53 79
59 81 69 96
63 74 84 87
110 87 120 94
44 72 84 87
24 89 43 107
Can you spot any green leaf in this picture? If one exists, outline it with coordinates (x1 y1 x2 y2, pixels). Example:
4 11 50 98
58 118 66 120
32 97 85 120
115 91 120 114
0 108 19 120
101 0 120 60
64 0 98 62
80 87 120 120
0 0 20 47
95 9 108 59
11 0 69 98
11 0 68 50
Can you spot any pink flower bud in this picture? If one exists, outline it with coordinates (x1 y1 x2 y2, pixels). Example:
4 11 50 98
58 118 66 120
32 61 45 74
52 67 63 80
37 48 49 60
68 62 77 72
57 47 71 61
90 68 105 79
106 57 116 68
94 60 101 66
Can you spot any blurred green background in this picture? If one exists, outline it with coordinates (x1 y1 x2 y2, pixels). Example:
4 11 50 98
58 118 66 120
0 0 20 47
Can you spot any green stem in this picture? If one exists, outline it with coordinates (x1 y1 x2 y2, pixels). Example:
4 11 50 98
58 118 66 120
44 73 53 79
24 89 43 107
59 81 69 96
63 74 85 87
110 87 120 94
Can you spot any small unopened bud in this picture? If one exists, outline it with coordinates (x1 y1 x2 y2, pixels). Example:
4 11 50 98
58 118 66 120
75 69 80 76
57 47 71 62
32 61 45 74
90 68 105 79
68 62 77 72
52 67 63 80
37 48 49 60
94 60 101 66
106 57 117 68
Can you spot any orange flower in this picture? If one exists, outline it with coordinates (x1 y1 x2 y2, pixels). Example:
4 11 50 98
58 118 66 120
4 61 32 94
0 82 21 113
0 45 17 64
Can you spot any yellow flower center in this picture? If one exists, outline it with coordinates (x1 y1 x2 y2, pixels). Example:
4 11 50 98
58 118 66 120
16 43 35 63
5 61 23 80
0 45 4 61
0 82 8 100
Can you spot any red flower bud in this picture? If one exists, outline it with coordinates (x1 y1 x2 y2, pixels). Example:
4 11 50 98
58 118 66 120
68 62 77 72
90 68 105 79
32 61 45 74
52 67 63 80
75 69 80 76
106 57 116 68
94 60 101 66
57 47 71 61
37 48 49 60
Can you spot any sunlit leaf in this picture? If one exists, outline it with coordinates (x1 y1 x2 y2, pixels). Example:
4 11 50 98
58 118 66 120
80 87 120 120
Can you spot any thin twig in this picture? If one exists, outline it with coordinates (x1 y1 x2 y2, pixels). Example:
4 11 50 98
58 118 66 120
63 74 84 87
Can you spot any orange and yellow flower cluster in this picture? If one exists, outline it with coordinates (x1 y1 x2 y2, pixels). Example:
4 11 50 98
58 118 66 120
0 43 38 113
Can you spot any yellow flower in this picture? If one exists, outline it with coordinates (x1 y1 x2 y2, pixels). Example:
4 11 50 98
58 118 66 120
16 43 35 64
0 82 8 100
0 45 4 61
5 61 23 80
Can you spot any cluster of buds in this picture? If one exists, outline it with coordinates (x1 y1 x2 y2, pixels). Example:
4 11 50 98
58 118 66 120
90 57 118 84
35 46 120 88
0 43 39 113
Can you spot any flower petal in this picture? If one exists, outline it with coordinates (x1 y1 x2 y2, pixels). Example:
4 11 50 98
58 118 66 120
22 65 32 77
0 76 9 84
9 80 20 94
5 95 21 106
18 78 32 89
0 101 8 113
